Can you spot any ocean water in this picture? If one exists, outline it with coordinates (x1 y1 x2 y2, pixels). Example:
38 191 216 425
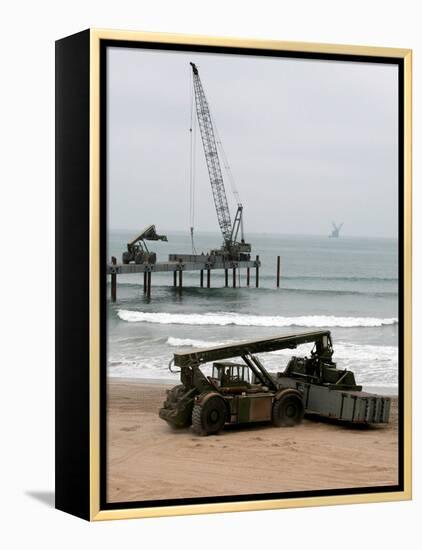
107 231 399 392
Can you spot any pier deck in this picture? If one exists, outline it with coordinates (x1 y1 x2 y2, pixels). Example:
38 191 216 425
106 259 258 275
107 256 261 300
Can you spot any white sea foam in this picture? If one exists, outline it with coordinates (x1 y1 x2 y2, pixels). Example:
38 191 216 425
166 336 230 348
109 338 398 386
166 336 397 367
117 310 398 328
166 337 398 387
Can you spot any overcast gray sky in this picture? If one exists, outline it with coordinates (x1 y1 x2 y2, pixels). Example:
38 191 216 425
107 47 398 238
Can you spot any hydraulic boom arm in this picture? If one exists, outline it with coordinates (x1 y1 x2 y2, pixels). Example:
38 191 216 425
127 225 168 247
174 330 333 368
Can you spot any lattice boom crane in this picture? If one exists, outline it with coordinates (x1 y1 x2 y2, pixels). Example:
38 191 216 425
190 62 251 260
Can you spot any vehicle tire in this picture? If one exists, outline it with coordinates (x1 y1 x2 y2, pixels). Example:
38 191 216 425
160 385 193 429
164 384 186 406
148 252 157 264
165 413 192 430
272 391 304 427
122 252 131 264
135 252 144 264
192 395 226 436
160 411 192 430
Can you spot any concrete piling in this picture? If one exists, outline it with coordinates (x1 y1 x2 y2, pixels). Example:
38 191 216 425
256 255 260 288
246 267 250 287
200 269 204 287
207 269 211 288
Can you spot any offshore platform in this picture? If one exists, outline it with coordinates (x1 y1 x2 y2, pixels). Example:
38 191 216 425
329 222 343 238
107 62 276 300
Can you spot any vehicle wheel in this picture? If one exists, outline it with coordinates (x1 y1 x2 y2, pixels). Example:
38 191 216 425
159 411 192 430
192 395 226 436
122 252 131 264
148 252 157 264
135 252 144 264
272 391 304 427
164 384 186 406
164 413 192 430
160 385 193 429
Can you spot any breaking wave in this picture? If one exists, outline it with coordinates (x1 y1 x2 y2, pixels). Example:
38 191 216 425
166 336 398 363
167 336 230 348
108 336 398 387
117 310 398 328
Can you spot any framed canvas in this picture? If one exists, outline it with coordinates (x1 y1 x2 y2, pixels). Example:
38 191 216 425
55 29 412 521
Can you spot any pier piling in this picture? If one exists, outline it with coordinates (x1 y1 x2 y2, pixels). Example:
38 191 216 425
276 255 281 288
111 256 117 302
107 257 261 300
147 271 151 298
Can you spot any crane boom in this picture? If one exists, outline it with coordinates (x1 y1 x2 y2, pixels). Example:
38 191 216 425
190 62 233 245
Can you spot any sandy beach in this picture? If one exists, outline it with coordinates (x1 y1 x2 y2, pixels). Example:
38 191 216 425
107 378 398 503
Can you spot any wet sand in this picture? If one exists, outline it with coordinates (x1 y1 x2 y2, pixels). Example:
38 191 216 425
107 378 398 503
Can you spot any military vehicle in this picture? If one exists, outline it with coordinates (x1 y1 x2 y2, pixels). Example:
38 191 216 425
122 225 167 265
159 330 391 435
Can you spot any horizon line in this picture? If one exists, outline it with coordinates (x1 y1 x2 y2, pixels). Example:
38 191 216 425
109 228 398 240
